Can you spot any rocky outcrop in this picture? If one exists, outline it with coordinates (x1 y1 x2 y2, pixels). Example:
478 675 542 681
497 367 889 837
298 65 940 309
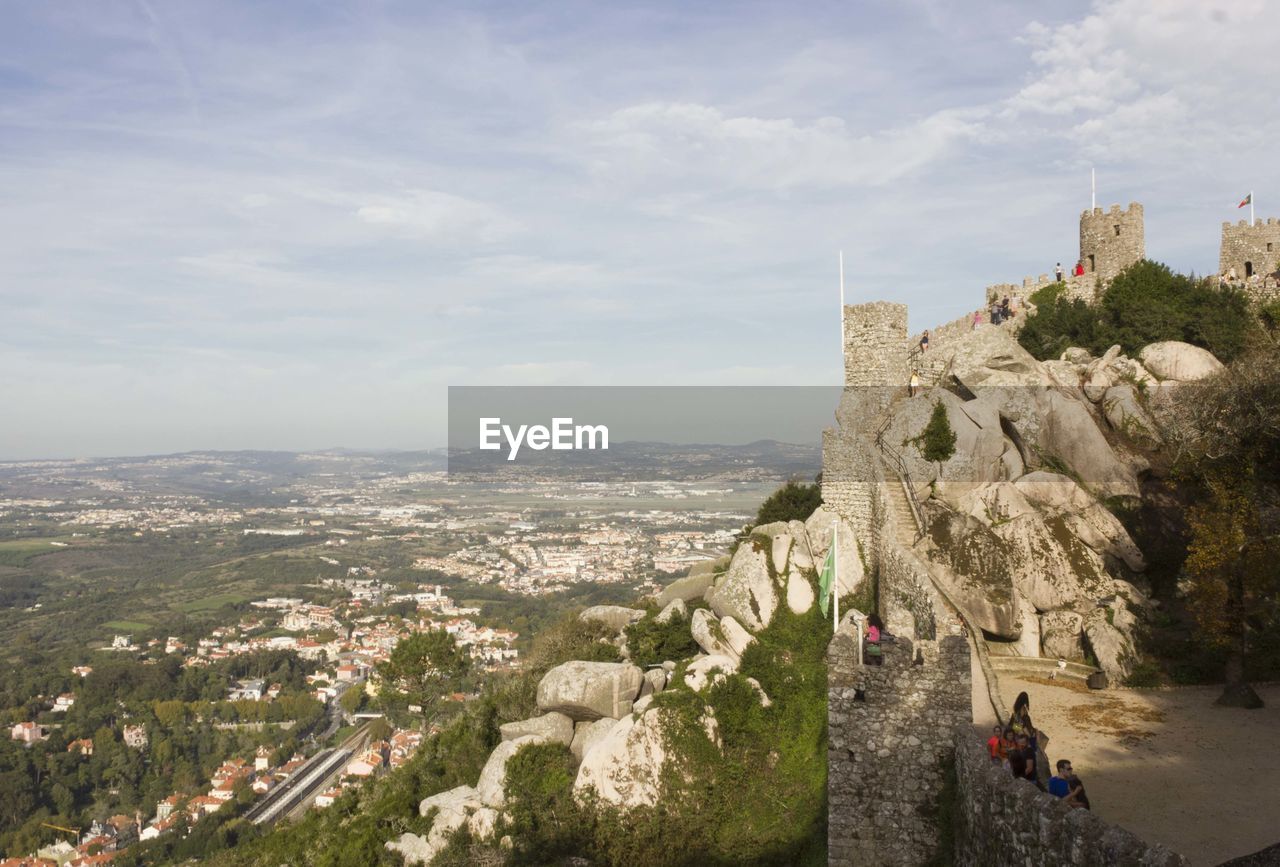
536 661 645 721
657 567 720 606
477 735 546 808
390 784 487 864
683 654 739 691
570 717 619 763
579 606 646 632
689 609 755 662
574 706 720 810
655 597 687 624
705 541 778 632
498 712 574 746
1083 603 1138 681
1139 341 1225 382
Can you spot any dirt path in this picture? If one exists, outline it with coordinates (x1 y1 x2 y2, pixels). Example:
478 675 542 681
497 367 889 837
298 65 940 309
998 677 1280 866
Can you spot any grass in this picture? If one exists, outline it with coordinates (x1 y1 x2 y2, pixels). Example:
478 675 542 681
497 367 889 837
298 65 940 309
101 619 154 632
0 536 81 567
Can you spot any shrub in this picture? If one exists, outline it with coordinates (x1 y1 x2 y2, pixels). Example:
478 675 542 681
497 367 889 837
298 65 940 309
917 402 957 465
755 480 822 526
624 608 700 668
503 742 583 861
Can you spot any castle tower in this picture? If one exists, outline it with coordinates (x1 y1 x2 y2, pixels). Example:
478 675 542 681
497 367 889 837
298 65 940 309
841 301 908 393
1079 202 1144 284
1220 218 1280 281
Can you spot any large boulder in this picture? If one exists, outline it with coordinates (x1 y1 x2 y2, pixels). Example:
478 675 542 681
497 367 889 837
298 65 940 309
394 784 486 864
785 564 816 614
947 326 1050 389
804 507 866 597
1101 384 1161 447
1040 610 1085 660
656 571 717 607
477 735 546 808
991 513 1113 612
536 661 645 721
498 712 574 746
683 654 740 692
580 606 645 632
881 389 1013 501
706 541 778 632
570 717 619 763
418 784 479 819
1139 342 1224 382
574 707 718 809
1014 472 1145 571
689 609 754 662
655 597 687 625
1083 604 1138 681
921 510 1021 638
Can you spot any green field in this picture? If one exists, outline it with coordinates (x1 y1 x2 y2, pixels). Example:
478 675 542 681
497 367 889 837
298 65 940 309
0 536 81 567
101 619 154 632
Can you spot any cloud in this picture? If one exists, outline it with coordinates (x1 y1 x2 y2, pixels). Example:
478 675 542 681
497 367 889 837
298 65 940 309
354 189 519 243
575 101 984 193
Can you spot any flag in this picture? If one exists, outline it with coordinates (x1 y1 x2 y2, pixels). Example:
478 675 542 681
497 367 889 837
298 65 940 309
1239 193 1252 208
818 542 836 617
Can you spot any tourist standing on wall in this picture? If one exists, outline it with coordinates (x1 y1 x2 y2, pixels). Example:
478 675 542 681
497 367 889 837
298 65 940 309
1055 262 1064 282
909 370 921 398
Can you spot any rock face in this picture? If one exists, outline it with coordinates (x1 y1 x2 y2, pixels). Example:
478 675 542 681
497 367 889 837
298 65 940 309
655 597 687 624
706 542 778 632
683 654 739 692
1040 610 1084 660
689 609 755 662
537 661 645 721
579 606 645 632
477 735 545 808
498 712 574 746
391 784 487 864
1083 604 1138 681
1139 341 1225 382
570 717 619 763
804 506 865 597
574 706 719 809
1101 384 1160 447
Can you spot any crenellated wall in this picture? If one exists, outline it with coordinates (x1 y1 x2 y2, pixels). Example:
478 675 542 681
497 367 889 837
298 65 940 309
1220 217 1280 282
1080 203 1145 285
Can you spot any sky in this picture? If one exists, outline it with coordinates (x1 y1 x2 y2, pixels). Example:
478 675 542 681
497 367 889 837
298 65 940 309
2 0 1277 459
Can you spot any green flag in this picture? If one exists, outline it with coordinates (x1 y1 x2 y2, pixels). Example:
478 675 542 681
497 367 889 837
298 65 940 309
818 542 836 617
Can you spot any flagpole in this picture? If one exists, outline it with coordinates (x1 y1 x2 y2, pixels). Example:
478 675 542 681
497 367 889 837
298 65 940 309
832 524 839 629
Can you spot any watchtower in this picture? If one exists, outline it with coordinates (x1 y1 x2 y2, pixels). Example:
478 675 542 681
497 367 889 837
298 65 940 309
1220 218 1280 281
1079 202 1144 284
841 300 908 393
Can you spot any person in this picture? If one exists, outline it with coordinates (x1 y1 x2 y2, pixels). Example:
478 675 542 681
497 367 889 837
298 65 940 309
1015 734 1039 787
986 725 1005 765
1074 261 1085 277
1229 266 1238 282
919 329 930 352
972 310 982 330
1009 691 1032 734
1007 743 1028 781
908 370 921 398
1055 262 1064 282
1000 296 1011 320
866 613 883 643
863 614 883 666
1044 758 1085 804
999 727 1017 769
990 301 1002 326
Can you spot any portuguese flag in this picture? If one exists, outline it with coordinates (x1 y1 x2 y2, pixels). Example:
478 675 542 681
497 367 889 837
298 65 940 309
1239 193 1252 208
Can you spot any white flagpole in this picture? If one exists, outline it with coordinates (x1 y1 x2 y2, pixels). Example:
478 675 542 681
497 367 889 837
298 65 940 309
832 524 839 629
1091 167 1096 209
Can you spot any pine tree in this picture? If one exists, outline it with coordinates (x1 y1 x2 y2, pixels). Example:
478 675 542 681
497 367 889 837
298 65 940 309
919 402 956 465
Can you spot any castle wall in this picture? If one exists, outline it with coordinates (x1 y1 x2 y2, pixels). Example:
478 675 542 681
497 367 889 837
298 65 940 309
952 729 1188 867
821 420 884 570
828 632 972 866
1220 218 1280 282
1079 203 1144 285
843 301 908 395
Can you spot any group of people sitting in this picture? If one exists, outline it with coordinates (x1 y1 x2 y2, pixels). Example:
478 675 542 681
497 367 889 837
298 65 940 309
985 692 1090 809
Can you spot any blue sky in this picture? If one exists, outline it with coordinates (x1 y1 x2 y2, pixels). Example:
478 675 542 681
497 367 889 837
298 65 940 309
2 0 1276 459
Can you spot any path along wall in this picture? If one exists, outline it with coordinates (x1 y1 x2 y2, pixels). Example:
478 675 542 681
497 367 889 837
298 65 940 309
828 630 971 866
952 728 1188 867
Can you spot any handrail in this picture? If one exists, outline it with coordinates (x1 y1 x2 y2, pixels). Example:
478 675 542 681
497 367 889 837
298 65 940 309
873 416 926 544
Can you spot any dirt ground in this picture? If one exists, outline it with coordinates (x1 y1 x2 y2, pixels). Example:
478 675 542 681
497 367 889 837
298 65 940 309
997 677 1280 867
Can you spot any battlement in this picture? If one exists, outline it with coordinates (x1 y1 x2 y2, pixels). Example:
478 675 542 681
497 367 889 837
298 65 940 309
1220 216 1280 281
1082 201 1143 219
1079 201 1144 284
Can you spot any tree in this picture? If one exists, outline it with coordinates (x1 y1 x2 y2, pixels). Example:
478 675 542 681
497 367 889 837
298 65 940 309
376 630 469 725
754 480 822 526
1184 470 1279 707
917 402 956 465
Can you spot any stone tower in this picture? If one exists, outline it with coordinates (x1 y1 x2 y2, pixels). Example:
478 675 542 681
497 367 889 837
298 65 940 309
1220 218 1280 280
1079 202 1144 284
841 300 908 394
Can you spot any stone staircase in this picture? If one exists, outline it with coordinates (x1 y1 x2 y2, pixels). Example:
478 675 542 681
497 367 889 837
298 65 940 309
881 473 922 547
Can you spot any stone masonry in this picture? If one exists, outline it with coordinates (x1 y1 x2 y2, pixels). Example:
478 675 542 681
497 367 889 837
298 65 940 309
828 629 971 866
1220 218 1280 281
1080 202 1144 286
952 728 1188 867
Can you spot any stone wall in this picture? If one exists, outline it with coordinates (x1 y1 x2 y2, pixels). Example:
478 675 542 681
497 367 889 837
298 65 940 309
879 542 942 641
1079 203 1144 285
1220 218 1280 282
821 411 884 570
827 632 971 867
952 727 1188 867
843 301 908 400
